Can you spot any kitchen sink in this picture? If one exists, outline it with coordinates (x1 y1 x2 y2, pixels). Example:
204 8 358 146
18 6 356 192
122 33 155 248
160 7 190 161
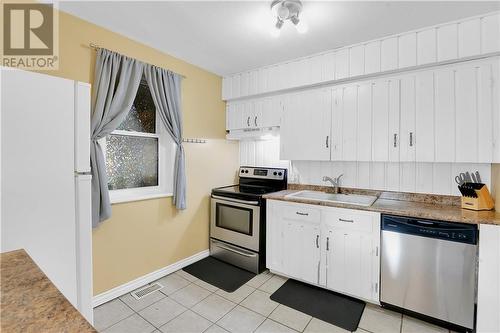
286 190 377 207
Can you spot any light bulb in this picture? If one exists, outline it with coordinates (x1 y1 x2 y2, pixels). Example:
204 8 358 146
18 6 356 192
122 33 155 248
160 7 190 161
296 20 308 34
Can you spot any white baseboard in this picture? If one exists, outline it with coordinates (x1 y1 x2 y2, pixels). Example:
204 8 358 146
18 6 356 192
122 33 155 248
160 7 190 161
92 249 209 307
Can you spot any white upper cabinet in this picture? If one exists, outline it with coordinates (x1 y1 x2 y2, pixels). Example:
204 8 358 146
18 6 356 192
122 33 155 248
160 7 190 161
335 49 349 80
381 37 399 71
222 12 499 101
341 85 358 161
481 13 500 54
372 80 390 161
458 18 481 58
415 71 435 162
399 75 416 162
322 52 336 82
357 83 372 161
434 68 455 162
365 41 381 74
280 89 332 160
398 33 417 68
349 45 365 77
417 28 437 65
437 24 458 62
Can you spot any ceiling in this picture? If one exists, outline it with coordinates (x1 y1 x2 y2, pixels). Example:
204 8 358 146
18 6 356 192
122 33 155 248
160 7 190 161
59 1 499 76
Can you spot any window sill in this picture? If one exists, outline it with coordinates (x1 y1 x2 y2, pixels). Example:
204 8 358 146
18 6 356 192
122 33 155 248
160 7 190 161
110 192 173 204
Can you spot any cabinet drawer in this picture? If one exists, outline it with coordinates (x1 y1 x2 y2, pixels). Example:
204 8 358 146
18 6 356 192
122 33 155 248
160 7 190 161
325 210 374 232
282 205 320 224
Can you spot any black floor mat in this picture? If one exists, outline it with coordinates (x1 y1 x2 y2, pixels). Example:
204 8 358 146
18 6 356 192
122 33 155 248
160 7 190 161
182 256 256 293
270 279 366 332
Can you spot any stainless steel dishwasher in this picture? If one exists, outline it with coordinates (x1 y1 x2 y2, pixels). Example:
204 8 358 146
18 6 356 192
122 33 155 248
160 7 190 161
381 215 477 331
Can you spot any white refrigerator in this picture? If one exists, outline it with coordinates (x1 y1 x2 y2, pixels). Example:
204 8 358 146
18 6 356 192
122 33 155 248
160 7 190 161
0 67 94 323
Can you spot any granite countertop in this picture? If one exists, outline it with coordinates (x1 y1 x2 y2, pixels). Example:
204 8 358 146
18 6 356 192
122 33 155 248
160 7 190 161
1 249 96 333
263 185 500 226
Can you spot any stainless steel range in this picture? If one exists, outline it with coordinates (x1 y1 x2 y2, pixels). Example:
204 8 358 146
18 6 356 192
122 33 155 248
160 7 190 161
210 166 287 273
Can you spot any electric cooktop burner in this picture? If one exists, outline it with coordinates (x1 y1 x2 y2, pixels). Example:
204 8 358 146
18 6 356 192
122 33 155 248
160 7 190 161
211 167 288 202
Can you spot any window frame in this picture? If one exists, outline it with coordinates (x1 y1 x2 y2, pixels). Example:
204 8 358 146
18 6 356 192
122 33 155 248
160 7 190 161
100 86 175 204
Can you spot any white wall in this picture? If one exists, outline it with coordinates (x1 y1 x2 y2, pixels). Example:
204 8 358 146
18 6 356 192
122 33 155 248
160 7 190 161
239 137 289 169
239 138 491 196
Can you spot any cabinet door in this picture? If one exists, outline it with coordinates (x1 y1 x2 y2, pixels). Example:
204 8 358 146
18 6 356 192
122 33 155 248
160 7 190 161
437 24 458 62
331 88 343 160
415 71 435 162
283 220 321 284
341 85 358 161
357 83 372 161
324 228 376 301
435 68 455 162
372 80 389 161
335 49 349 80
388 79 401 162
372 79 400 162
364 41 381 74
455 64 477 162
261 96 282 128
417 28 437 65
398 33 417 68
481 13 500 54
349 45 365 77
280 89 331 160
242 101 254 129
231 74 241 99
266 201 284 272
381 37 398 71
226 102 243 130
400 75 416 162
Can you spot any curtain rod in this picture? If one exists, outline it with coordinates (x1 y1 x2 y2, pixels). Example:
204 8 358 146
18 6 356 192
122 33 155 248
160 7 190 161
89 43 186 79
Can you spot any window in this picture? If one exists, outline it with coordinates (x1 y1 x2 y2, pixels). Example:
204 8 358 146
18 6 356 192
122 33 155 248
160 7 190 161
102 77 175 203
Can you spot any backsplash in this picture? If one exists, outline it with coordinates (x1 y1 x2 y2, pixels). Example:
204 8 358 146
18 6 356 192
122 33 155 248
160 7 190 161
239 138 491 197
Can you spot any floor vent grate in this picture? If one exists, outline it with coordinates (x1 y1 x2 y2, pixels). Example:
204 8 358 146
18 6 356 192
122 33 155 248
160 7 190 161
131 282 163 300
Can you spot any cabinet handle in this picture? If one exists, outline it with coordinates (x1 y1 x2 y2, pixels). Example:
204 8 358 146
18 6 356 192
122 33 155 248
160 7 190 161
326 237 330 251
376 246 379 257
326 135 329 148
316 235 319 248
339 218 354 223
393 133 398 148
247 116 250 127
254 116 258 127
296 212 309 216
409 132 414 147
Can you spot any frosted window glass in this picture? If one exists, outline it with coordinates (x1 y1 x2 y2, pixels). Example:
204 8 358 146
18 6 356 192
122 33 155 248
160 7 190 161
106 135 158 190
117 81 156 133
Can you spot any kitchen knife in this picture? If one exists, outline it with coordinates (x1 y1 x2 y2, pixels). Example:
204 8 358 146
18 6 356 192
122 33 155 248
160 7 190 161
465 172 472 183
471 173 477 183
475 171 482 183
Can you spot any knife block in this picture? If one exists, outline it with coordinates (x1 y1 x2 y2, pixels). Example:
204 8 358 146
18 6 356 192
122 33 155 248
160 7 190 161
460 183 495 211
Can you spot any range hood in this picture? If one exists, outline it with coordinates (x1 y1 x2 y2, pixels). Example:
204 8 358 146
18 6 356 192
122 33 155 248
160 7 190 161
226 126 280 140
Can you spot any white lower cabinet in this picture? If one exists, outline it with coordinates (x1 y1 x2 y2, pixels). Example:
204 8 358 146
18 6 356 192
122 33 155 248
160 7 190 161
477 224 500 333
267 200 381 303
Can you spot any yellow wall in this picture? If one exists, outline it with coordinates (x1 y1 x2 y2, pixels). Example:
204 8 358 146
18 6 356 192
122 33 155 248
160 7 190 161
37 10 239 294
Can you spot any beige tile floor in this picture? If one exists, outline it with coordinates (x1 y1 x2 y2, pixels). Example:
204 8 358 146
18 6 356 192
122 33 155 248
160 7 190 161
93 270 455 333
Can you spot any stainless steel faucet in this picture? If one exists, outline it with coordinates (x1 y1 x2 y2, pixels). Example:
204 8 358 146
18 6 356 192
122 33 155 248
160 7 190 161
322 174 344 193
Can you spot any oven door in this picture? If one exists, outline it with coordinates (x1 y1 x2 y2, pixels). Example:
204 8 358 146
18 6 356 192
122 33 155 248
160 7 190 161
210 195 260 252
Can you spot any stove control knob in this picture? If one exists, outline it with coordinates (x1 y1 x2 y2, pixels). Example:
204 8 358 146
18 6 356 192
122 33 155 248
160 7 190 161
273 172 277 176
245 170 249 173
278 172 283 176
240 169 244 173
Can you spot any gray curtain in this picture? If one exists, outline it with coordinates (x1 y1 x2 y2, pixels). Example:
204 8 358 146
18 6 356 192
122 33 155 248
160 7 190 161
144 65 186 210
90 49 144 227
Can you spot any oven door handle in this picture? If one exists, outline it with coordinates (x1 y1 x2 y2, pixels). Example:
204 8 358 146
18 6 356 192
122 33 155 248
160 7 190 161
212 240 258 258
211 195 259 206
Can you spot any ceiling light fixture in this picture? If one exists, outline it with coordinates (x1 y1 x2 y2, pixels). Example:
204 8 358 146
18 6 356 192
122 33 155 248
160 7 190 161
270 0 308 37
